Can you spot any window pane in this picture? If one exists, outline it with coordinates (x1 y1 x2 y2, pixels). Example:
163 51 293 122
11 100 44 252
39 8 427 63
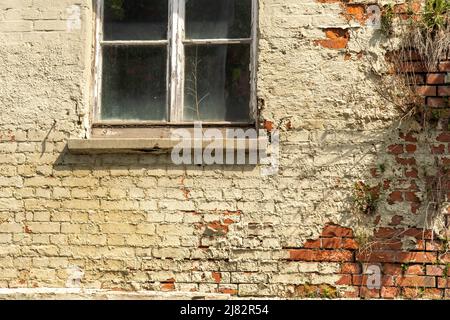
185 0 251 39
104 0 168 40
101 46 167 121
184 44 251 122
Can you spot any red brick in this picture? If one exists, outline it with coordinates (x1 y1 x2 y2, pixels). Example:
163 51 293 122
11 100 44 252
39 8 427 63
381 286 399 299
422 288 443 299
395 156 416 165
374 227 402 238
288 249 353 262
439 61 450 72
315 29 350 50
438 86 450 96
404 191 420 203
389 215 403 226
431 144 445 154
440 253 450 263
388 192 403 204
321 237 343 249
427 73 446 84
425 240 444 251
218 288 238 295
437 277 450 288
405 144 417 153
397 275 436 287
387 144 404 155
403 228 434 239
357 251 436 263
371 240 403 250
321 224 353 237
356 250 397 263
426 265 445 276
336 274 352 285
405 168 418 178
428 97 446 107
342 238 359 250
340 287 359 298
416 85 437 96
383 264 403 275
341 262 361 274
212 272 221 283
399 61 427 73
400 132 417 142
396 251 437 263
404 264 425 275
359 287 380 299
303 239 321 248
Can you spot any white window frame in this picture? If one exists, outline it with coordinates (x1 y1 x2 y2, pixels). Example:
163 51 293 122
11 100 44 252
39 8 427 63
92 0 258 127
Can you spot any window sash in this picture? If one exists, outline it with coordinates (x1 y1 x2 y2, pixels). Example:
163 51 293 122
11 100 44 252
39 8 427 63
93 0 258 126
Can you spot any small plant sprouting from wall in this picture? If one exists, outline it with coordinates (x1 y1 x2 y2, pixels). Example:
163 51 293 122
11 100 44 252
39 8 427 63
352 181 381 215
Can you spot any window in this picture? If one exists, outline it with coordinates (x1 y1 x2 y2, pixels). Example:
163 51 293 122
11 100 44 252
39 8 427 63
93 0 257 126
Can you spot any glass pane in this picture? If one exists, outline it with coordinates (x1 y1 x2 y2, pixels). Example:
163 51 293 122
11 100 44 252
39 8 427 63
104 0 168 40
185 0 251 39
184 44 251 122
101 46 167 121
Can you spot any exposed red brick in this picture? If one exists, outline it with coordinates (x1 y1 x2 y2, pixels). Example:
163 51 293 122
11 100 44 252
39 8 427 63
439 61 450 72
383 264 403 275
315 28 349 49
397 275 436 287
321 237 343 249
340 263 361 274
395 156 416 166
343 5 366 25
387 144 404 155
381 286 399 299
303 239 321 249
374 227 402 238
263 120 274 132
438 86 450 96
289 249 353 262
425 240 444 251
359 287 380 298
404 228 434 240
342 238 359 250
437 132 450 142
428 97 446 107
431 144 446 154
404 264 425 275
357 251 436 263
416 85 437 96
427 74 446 84
388 191 403 204
396 251 437 263
404 191 420 203
389 215 403 226
218 288 237 295
400 132 418 142
212 272 221 283
405 144 417 153
321 224 353 237
421 288 443 299
371 240 403 250
437 278 450 288
336 274 352 285
426 265 445 276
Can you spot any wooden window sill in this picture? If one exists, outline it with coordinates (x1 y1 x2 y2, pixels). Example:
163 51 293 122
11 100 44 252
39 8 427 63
67 137 267 154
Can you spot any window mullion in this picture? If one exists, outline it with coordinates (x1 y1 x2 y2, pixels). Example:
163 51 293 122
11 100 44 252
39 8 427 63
94 0 104 125
169 0 185 123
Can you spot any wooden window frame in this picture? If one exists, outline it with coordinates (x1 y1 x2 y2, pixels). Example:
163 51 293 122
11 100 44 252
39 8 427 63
92 0 258 131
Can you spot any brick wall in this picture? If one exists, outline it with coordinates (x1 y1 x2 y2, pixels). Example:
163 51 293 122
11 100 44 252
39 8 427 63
0 0 449 299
